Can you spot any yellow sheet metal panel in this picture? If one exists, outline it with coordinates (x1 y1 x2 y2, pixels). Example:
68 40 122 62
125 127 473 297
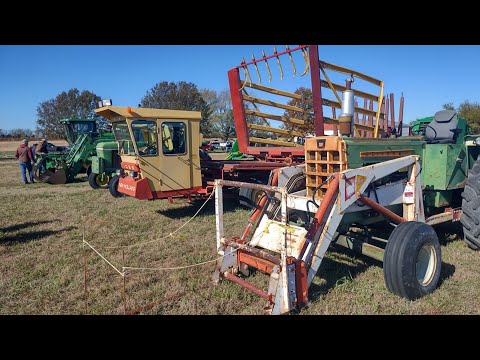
157 119 192 192
190 119 201 188
95 106 202 121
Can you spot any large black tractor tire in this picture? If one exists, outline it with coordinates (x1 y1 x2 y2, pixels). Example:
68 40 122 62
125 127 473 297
88 172 110 190
239 179 265 209
108 175 124 198
460 157 480 250
383 221 441 300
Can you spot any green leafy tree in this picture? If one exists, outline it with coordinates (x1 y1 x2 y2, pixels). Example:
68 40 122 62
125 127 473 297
36 88 104 139
142 81 213 136
443 101 480 133
282 87 314 138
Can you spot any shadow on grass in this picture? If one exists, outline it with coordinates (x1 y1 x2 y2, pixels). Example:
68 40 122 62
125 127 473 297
156 197 245 219
307 244 456 302
437 262 456 288
435 222 463 246
2 220 59 233
1 226 77 244
69 177 88 184
308 244 378 302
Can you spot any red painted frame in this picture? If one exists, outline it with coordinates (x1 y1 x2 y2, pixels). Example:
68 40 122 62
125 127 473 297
228 45 325 158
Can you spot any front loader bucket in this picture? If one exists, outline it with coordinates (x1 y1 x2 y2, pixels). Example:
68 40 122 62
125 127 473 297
41 169 68 184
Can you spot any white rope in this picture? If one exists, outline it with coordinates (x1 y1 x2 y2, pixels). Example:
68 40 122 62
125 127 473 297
121 230 266 272
105 188 216 249
87 180 289 274
83 239 125 277
122 252 232 272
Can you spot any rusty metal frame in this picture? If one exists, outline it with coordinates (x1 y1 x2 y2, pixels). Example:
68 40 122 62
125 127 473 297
213 155 427 314
229 45 392 159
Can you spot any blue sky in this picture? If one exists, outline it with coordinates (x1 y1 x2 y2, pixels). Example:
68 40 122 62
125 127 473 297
0 45 479 130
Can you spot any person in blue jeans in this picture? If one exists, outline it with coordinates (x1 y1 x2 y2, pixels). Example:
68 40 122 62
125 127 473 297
15 139 35 184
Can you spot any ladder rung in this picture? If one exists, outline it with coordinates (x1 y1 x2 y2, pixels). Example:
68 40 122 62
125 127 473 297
249 137 302 147
247 124 303 137
320 80 379 102
241 81 302 100
244 95 305 113
245 110 305 125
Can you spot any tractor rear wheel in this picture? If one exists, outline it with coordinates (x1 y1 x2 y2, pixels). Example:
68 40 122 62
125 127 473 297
88 172 110 189
109 175 124 198
460 157 480 250
239 178 265 209
383 221 441 300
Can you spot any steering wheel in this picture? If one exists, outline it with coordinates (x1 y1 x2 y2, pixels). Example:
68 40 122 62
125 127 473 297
139 144 157 155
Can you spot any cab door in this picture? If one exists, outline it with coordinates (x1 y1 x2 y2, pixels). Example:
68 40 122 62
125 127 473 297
129 119 162 192
158 120 194 192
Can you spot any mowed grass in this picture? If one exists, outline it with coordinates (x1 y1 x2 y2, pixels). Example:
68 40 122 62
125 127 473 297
1 142 480 314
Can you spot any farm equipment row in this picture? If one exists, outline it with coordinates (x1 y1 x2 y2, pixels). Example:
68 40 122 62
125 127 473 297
40 44 480 314
212 106 476 314
34 118 120 187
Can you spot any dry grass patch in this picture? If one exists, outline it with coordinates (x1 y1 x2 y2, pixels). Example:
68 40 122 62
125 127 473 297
1 152 480 314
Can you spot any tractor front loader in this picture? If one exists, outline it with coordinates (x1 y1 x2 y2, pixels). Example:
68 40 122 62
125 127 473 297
34 118 120 187
210 45 480 314
213 108 477 315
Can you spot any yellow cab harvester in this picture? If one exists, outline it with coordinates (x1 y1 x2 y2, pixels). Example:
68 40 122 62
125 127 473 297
95 105 203 200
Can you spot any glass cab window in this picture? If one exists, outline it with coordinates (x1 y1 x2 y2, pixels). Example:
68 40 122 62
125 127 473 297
162 122 186 155
131 120 158 156
112 121 135 155
65 121 96 144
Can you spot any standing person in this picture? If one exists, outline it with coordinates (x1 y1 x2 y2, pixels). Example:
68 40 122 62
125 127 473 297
36 138 49 155
30 142 37 162
15 139 35 184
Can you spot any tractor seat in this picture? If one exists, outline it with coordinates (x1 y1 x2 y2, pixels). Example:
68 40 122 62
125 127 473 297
425 110 460 144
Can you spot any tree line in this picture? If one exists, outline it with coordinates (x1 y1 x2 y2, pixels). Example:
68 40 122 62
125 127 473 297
7 82 480 141
30 82 306 141
29 84 239 141
0 128 41 139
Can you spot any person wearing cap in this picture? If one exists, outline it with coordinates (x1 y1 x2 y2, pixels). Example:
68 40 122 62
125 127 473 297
15 139 35 184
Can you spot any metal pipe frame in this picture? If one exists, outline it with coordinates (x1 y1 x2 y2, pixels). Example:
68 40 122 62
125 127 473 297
309 45 325 136
358 195 406 224
224 272 270 299
216 179 284 193
334 234 384 262
214 155 425 314
235 45 308 69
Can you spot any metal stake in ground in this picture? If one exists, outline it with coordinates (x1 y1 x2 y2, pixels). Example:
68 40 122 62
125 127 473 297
122 249 127 315
83 225 88 315
84 249 88 315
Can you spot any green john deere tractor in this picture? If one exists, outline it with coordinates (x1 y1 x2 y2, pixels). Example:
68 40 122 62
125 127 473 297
34 118 121 188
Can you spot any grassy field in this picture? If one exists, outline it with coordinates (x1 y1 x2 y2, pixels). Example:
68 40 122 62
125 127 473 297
1 141 480 315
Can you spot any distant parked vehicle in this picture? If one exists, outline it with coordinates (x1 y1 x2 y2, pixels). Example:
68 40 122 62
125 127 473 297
210 142 220 150
220 141 233 151
201 143 214 151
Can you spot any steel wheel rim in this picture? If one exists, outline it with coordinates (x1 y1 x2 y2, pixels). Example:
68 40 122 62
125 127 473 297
416 243 437 286
96 174 109 187
252 190 264 206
